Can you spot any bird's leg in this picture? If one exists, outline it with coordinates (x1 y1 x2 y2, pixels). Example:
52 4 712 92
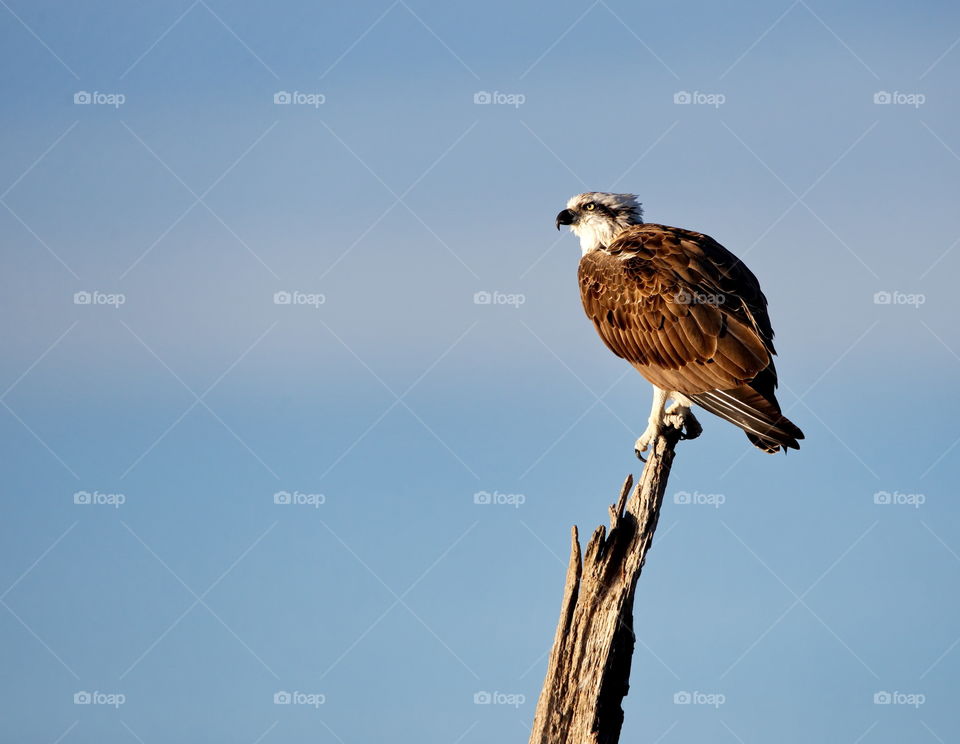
634 387 670 461
664 394 703 441
636 391 703 459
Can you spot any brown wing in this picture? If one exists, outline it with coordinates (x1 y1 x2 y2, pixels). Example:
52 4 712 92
578 223 775 394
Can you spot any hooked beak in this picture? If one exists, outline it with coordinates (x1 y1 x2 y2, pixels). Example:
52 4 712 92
555 209 576 230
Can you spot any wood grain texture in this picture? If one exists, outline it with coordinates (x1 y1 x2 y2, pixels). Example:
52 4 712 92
528 423 687 744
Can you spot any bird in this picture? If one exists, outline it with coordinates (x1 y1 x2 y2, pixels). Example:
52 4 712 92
556 192 804 458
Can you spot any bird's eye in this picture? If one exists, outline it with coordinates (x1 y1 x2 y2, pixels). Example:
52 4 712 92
584 202 596 211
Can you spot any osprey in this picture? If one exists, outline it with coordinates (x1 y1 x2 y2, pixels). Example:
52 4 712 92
556 192 804 458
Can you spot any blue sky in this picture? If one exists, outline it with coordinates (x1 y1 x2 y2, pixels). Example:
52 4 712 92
2 0 959 742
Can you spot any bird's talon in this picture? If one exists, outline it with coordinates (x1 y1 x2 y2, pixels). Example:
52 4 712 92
634 431 655 462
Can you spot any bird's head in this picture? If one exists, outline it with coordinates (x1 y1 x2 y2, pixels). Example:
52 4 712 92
556 192 644 254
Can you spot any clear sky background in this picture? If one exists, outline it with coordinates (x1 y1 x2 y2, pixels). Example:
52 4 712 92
2 1 959 742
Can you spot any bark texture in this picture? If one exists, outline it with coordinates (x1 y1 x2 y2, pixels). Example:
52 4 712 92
528 423 688 744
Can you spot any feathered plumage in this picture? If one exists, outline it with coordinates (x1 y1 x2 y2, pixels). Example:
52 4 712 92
564 196 803 453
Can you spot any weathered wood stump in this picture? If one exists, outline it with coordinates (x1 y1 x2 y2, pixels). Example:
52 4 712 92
528 421 691 744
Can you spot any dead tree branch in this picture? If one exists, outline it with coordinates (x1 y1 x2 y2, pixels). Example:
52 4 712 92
528 420 693 744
